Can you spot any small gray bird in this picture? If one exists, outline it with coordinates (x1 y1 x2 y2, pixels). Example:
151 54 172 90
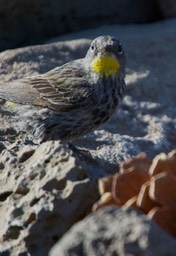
0 35 126 141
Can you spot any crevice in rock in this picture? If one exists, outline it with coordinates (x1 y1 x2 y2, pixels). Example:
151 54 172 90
0 191 13 201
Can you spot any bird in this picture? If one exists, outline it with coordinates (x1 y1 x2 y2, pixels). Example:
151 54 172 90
0 35 126 142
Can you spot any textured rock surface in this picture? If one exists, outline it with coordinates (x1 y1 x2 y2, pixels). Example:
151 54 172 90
0 141 101 256
49 207 176 256
0 18 176 255
0 0 160 51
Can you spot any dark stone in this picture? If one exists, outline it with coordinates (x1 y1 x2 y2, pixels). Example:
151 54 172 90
156 0 176 18
0 0 160 51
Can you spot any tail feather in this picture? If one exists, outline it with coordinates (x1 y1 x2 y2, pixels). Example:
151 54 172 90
0 79 38 105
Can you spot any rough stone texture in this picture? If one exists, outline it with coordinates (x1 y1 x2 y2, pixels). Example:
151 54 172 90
0 39 89 82
0 0 160 51
0 141 101 256
0 18 176 255
49 207 176 256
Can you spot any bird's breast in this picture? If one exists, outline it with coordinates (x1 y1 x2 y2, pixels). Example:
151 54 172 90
89 76 122 126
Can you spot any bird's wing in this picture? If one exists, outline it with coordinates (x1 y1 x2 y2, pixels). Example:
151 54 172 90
0 60 95 112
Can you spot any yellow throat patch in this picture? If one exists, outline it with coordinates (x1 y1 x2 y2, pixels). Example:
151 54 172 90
91 56 120 78
4 101 17 112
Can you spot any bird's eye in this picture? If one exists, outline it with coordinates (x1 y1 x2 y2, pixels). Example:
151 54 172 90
118 43 123 54
91 44 95 51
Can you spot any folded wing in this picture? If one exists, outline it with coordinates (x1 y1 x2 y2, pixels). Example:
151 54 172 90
0 60 95 112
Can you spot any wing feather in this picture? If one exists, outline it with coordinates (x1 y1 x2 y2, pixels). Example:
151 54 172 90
0 60 95 112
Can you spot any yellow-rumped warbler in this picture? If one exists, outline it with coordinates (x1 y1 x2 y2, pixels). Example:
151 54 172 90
0 35 126 141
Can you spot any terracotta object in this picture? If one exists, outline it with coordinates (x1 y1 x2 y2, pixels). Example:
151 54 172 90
149 151 176 176
92 192 121 212
121 152 151 174
149 172 176 207
98 175 114 195
112 167 149 205
93 150 176 237
136 181 160 213
148 207 176 237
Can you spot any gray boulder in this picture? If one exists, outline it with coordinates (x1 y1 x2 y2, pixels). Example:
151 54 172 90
0 141 102 256
0 18 176 255
49 207 176 256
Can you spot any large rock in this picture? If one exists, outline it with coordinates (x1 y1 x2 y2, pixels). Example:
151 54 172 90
0 0 160 51
0 141 102 256
1 18 176 168
0 18 176 255
49 207 176 256
48 18 176 167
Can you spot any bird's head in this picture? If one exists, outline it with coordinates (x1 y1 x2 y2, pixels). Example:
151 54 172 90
86 35 126 78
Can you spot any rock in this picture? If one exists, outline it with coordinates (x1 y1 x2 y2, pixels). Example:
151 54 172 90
0 141 102 256
0 0 160 51
1 18 176 255
157 0 176 18
48 18 176 168
49 207 176 256
0 39 90 82
1 18 176 170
